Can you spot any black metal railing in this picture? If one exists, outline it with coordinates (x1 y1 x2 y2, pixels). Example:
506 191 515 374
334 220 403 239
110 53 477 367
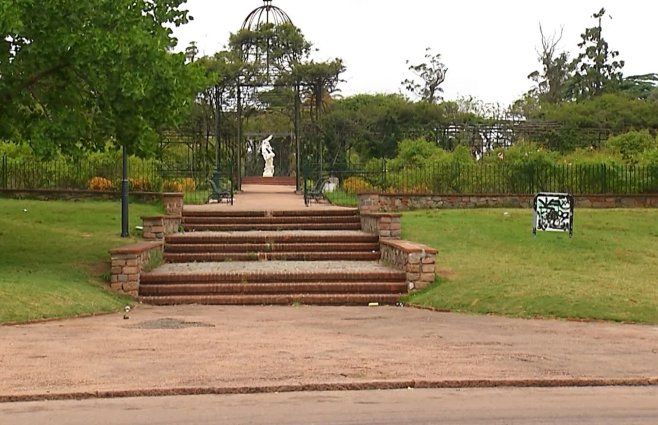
304 163 658 206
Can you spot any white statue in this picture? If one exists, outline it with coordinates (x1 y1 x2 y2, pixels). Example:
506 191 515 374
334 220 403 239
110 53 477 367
261 135 275 177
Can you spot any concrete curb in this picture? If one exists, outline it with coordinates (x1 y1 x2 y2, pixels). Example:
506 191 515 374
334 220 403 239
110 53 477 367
2 377 657 403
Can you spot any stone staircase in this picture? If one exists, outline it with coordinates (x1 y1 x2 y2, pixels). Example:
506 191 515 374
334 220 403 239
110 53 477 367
139 208 408 305
164 231 380 262
181 210 362 232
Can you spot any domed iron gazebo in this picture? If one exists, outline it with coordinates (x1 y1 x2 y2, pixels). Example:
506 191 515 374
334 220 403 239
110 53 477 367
242 0 293 31
220 0 303 190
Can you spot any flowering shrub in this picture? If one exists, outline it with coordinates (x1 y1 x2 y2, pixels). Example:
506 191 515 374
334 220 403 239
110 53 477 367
162 179 184 192
180 177 196 192
87 177 114 191
342 176 373 194
129 177 153 192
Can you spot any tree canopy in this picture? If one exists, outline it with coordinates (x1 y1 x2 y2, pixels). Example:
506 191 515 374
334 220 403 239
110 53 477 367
403 48 448 103
0 0 204 157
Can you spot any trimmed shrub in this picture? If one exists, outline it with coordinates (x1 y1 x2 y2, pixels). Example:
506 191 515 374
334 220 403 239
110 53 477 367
162 179 184 193
342 176 373 194
87 177 114 191
606 130 657 164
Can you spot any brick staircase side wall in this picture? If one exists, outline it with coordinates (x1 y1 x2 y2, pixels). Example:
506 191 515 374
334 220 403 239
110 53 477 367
360 213 401 239
380 240 437 291
109 242 164 296
163 193 184 215
142 215 182 240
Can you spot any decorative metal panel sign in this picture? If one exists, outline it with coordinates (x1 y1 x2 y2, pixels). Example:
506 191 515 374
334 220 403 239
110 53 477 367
533 193 574 237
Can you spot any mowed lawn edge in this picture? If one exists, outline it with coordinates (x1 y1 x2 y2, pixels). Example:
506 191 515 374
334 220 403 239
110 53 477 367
401 208 658 324
0 199 162 324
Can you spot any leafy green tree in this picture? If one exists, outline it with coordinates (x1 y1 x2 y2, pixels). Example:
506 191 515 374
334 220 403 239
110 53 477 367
402 48 448 103
0 0 204 157
616 73 658 100
319 94 471 163
568 8 624 100
229 22 311 84
527 25 571 104
530 93 658 151
605 130 657 163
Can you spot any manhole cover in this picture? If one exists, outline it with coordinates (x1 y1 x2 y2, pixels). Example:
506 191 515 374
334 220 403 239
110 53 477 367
130 318 215 330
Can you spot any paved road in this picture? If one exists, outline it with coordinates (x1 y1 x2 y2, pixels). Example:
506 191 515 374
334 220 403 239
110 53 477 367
1 387 657 424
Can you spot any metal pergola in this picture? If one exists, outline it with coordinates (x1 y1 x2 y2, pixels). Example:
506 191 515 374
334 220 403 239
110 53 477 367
213 0 305 191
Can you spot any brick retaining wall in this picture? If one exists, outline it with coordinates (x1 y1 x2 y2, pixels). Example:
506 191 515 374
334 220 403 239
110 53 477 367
380 239 437 291
360 213 402 238
358 193 658 212
141 215 182 240
109 241 163 296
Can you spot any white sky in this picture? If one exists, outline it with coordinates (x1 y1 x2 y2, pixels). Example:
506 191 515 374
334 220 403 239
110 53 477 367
174 0 658 106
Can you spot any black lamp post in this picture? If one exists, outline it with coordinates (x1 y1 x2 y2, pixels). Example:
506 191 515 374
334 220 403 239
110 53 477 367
121 145 129 237
212 85 222 187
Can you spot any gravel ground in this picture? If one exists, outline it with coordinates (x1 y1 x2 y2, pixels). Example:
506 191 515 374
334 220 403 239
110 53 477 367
1 306 656 398
147 261 395 275
171 230 371 238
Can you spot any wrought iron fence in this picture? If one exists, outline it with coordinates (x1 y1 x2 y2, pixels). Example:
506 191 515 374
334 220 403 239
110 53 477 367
306 163 658 206
0 156 235 205
1 157 161 192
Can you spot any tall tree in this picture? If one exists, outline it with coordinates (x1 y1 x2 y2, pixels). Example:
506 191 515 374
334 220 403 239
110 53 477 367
568 7 624 100
0 0 203 157
527 25 571 103
616 73 658 100
402 48 448 103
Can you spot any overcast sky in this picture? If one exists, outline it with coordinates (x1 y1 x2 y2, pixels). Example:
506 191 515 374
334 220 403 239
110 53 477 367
173 0 658 106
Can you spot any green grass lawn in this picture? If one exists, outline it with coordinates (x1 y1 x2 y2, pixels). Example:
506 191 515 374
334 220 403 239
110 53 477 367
402 209 658 324
0 198 162 324
324 190 358 207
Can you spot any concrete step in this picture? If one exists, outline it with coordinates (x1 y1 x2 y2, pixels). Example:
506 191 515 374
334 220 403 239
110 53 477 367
181 216 360 225
182 223 363 232
139 281 407 296
182 209 359 218
141 268 406 285
166 232 378 245
139 294 402 306
165 242 379 253
163 251 381 263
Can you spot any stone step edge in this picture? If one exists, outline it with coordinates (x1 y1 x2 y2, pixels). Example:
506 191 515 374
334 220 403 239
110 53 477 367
162 252 381 262
139 294 402 306
166 235 378 244
182 224 363 231
164 243 380 253
182 210 359 218
139 282 407 296
181 217 361 224
141 271 407 284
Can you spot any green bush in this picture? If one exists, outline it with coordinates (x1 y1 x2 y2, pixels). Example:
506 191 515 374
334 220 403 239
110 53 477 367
605 130 657 164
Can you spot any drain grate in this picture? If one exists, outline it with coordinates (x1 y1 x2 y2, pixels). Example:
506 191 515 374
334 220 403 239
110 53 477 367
130 318 215 330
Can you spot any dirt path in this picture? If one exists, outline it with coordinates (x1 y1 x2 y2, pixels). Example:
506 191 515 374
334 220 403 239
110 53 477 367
0 306 656 399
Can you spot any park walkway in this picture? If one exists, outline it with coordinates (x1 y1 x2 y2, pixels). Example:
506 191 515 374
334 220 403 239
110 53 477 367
1 306 656 400
186 184 350 212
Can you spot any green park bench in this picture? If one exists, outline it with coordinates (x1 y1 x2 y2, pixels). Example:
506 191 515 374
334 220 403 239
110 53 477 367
208 178 234 205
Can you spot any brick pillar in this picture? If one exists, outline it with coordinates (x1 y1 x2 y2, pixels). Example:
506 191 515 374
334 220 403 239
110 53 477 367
380 240 437 291
357 193 381 213
109 241 163 297
162 192 184 216
360 213 402 239
141 216 165 240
